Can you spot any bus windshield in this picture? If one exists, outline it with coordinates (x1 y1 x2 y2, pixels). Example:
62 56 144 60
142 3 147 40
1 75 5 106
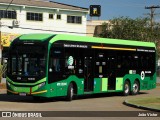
8 45 46 77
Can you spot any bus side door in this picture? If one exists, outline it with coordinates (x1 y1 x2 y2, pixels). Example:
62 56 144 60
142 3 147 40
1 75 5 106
84 56 94 92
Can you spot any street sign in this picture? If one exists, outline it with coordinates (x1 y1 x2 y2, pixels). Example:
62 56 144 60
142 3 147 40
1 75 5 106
90 5 101 17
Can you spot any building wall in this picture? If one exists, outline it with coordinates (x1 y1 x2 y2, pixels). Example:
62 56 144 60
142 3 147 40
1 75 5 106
87 20 109 37
0 4 88 47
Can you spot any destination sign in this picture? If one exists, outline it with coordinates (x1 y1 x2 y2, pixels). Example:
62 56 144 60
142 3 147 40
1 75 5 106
137 49 155 52
64 44 88 48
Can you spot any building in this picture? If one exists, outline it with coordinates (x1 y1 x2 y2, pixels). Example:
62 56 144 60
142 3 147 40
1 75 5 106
87 20 109 37
0 0 88 49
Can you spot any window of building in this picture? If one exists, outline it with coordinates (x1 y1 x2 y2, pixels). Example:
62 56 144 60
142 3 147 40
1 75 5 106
27 12 43 21
0 10 16 19
67 15 82 24
49 14 54 19
57 14 61 20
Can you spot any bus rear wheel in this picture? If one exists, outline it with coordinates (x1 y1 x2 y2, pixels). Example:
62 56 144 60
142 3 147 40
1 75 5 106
131 81 140 95
123 81 130 96
66 83 74 101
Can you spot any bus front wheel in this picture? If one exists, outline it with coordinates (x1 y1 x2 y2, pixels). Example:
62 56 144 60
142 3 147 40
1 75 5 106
66 83 74 101
123 81 130 96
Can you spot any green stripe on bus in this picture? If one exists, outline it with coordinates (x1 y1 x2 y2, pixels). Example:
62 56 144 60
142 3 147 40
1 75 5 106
19 34 54 41
102 78 108 91
116 78 123 90
18 33 155 48
50 34 155 48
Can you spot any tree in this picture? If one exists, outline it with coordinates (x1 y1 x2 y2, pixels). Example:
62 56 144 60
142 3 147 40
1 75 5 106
97 16 160 56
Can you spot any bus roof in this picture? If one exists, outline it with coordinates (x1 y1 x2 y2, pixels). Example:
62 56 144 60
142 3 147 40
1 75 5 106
19 33 54 41
19 33 155 48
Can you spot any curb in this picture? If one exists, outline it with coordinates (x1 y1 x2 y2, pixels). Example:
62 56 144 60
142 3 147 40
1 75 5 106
123 100 160 112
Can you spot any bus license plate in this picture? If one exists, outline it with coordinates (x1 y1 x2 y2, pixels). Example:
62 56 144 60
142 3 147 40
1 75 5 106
19 93 26 96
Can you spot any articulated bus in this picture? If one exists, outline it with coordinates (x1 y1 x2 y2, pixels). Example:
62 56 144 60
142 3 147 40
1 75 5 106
6 34 156 101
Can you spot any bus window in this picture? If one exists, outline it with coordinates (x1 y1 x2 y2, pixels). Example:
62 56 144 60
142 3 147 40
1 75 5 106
49 58 65 73
122 56 129 68
17 57 22 75
117 56 122 69
12 56 16 75
49 47 64 73
108 56 116 69
48 47 65 82
8 44 47 79
77 59 83 74
24 58 29 75
133 55 139 69
29 58 39 75
39 58 45 74
53 59 60 72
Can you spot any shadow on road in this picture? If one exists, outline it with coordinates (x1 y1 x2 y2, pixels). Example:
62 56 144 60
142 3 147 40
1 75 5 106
0 92 148 103
75 92 148 101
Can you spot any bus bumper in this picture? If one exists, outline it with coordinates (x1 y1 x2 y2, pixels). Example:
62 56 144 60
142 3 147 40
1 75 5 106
6 81 49 97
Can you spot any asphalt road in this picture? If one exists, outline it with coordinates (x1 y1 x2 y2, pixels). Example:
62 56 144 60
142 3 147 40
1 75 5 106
0 86 159 120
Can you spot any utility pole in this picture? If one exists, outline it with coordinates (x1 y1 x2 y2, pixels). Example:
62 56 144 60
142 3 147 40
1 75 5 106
145 5 160 31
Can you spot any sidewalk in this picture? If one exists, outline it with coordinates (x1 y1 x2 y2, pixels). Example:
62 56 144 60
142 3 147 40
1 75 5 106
124 97 160 112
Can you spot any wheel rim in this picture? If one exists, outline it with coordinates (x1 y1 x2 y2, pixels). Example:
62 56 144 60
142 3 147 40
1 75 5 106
70 87 74 98
133 83 138 94
125 84 129 94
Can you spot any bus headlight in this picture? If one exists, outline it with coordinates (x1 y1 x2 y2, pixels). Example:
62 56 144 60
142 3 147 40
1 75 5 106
38 82 45 89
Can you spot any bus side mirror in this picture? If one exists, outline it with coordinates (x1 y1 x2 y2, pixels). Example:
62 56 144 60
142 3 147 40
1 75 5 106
49 68 52 72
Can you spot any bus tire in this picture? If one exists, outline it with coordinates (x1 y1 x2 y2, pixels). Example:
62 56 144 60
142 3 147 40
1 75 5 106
123 80 130 96
66 83 74 101
33 96 41 101
131 80 140 95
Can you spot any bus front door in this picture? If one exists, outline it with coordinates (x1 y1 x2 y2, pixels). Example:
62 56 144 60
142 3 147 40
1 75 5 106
84 57 94 92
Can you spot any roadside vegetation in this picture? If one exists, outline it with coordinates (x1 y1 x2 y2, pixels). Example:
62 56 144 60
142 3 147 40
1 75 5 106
126 97 160 110
96 16 160 56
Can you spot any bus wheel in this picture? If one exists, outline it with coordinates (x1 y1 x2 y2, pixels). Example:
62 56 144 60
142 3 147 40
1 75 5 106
33 96 41 101
66 83 74 101
131 80 140 95
123 81 130 96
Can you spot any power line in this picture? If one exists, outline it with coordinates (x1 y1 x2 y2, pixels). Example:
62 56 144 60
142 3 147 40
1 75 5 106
6 0 14 11
2 25 93 35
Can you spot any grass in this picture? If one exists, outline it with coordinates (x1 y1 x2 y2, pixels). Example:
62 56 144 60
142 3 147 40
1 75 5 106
127 97 160 110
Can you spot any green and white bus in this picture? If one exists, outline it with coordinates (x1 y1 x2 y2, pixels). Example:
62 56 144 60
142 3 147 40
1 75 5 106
6 34 156 101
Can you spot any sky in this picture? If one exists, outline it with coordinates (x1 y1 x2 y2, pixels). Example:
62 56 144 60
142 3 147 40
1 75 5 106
52 0 160 21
